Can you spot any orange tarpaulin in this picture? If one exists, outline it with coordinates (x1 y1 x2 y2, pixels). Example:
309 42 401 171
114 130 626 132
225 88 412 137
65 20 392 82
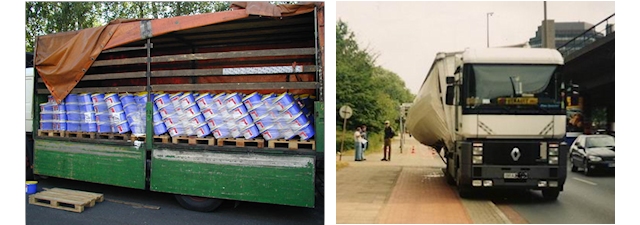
34 2 321 103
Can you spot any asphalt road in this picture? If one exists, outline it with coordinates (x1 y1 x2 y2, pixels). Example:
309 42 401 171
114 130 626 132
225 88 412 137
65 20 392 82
491 165 615 224
26 177 324 225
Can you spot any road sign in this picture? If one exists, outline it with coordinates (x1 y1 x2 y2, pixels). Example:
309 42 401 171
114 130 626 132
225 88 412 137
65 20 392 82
339 105 353 119
339 105 353 156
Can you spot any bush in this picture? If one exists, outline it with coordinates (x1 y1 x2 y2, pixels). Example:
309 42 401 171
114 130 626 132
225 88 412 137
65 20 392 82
336 130 355 153
335 130 383 154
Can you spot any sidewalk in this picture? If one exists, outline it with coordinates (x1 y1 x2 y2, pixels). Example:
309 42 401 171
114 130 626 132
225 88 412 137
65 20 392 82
336 136 515 224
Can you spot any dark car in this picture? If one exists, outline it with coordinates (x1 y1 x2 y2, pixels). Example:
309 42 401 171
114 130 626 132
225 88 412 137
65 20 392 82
569 134 615 176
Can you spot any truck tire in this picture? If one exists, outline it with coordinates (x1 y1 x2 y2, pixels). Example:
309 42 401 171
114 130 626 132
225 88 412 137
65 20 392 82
458 187 472 198
443 168 455 185
541 189 560 201
174 195 224 212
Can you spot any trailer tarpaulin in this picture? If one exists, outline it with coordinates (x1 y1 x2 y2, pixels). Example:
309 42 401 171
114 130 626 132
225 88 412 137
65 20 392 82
34 2 320 103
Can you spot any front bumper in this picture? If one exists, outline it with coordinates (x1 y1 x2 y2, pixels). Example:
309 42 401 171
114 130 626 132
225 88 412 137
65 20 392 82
587 160 615 171
465 165 566 190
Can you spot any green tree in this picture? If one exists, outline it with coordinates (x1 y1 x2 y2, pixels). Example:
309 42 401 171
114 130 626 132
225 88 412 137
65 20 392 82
336 20 415 134
25 2 101 52
25 1 233 53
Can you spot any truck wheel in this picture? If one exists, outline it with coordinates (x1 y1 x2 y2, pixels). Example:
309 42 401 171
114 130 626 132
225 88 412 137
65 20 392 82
174 195 224 212
458 187 472 198
541 189 560 201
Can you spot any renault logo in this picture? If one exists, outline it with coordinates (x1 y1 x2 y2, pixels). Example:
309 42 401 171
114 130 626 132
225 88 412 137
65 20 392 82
511 147 521 161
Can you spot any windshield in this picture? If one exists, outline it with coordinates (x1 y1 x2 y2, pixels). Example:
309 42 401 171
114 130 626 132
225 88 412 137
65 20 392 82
586 136 615 148
463 64 563 114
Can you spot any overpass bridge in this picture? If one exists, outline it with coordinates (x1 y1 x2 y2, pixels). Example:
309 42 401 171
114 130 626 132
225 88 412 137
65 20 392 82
558 14 615 134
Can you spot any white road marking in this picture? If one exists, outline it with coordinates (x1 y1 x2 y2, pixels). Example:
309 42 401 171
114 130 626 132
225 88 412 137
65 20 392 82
573 177 598 186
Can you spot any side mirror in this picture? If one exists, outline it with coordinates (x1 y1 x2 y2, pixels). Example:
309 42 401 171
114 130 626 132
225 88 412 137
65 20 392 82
446 76 455 85
446 86 454 105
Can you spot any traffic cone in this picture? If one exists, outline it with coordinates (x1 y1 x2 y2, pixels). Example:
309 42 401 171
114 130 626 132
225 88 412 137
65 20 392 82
412 146 415 154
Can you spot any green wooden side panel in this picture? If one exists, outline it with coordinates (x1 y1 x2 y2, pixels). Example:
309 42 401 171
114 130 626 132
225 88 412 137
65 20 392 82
314 101 324 153
33 139 146 189
151 149 315 207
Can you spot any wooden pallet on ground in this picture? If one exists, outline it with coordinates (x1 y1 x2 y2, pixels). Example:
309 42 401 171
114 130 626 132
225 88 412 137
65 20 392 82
131 135 171 143
95 133 131 141
267 139 316 150
28 188 104 213
217 138 265 148
37 130 66 137
65 131 95 139
172 136 216 145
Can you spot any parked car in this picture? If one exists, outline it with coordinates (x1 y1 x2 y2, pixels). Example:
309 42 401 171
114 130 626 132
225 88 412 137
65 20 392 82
569 134 615 176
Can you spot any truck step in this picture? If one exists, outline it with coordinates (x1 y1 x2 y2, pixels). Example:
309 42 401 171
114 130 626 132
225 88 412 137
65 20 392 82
96 133 131 141
267 139 316 150
172 136 216 145
65 131 95 139
217 138 265 148
37 130 66 138
28 188 104 213
131 135 171 144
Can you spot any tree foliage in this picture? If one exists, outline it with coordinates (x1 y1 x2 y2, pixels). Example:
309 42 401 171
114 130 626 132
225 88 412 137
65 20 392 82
336 20 415 135
25 1 232 52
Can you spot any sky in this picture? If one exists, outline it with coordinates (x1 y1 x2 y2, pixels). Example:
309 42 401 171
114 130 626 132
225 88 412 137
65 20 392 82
336 1 616 94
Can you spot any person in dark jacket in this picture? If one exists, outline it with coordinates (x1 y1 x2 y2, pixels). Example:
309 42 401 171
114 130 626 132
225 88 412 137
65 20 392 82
382 120 395 161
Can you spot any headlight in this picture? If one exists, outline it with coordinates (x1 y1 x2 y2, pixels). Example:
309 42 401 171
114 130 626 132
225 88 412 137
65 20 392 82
473 156 483 164
538 180 548 187
473 147 483 155
548 147 558 156
588 155 602 162
549 156 558 164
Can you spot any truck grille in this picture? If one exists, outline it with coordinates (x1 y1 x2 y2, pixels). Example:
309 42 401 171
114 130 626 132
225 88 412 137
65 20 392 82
482 141 541 165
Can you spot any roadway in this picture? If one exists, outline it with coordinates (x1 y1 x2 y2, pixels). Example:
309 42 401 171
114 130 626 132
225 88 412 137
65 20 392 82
25 176 324 225
336 136 615 224
492 167 615 224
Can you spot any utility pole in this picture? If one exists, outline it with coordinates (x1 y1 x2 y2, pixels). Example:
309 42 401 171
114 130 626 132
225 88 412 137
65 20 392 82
543 1 547 48
487 12 493 48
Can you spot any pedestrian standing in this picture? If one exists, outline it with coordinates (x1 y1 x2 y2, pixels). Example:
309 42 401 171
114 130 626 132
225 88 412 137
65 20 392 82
354 127 364 161
382 120 395 161
360 124 369 152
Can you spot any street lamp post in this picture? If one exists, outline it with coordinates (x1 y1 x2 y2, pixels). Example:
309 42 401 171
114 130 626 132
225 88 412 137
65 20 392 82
487 12 493 48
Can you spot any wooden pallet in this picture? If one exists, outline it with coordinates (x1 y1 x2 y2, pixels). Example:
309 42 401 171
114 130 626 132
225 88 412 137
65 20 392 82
267 139 316 150
28 188 104 213
95 133 131 141
171 136 216 145
217 138 265 148
37 130 66 137
131 135 171 143
65 131 95 139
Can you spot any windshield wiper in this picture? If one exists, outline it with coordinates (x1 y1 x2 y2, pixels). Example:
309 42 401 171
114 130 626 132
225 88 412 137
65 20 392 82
509 77 517 97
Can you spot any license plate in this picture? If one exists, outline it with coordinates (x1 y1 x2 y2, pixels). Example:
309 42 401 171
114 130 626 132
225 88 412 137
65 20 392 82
609 163 615 167
504 172 527 179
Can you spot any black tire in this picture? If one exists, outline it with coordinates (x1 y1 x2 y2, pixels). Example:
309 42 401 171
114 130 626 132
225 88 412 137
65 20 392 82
541 189 560 201
458 187 473 198
174 195 224 212
584 161 593 176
